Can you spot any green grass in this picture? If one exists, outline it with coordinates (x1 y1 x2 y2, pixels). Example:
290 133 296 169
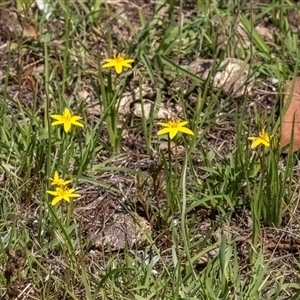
1 0 300 299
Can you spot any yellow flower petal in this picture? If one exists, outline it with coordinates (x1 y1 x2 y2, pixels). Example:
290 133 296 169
64 122 72 133
260 139 270 147
157 128 172 136
177 121 189 127
115 64 123 74
178 127 194 136
50 115 64 121
248 129 271 149
71 121 84 128
169 128 179 140
157 122 170 128
121 62 133 68
103 61 116 68
102 52 134 74
47 187 81 205
70 193 81 198
70 116 83 122
52 196 63 205
50 108 84 133
51 120 64 126
157 119 193 139
47 190 59 196
63 108 71 117
53 171 59 180
50 171 73 187
250 139 262 149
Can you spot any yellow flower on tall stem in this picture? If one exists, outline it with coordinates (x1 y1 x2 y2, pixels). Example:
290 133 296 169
248 129 271 149
46 186 81 205
50 108 84 133
157 119 194 140
49 171 72 187
102 52 134 74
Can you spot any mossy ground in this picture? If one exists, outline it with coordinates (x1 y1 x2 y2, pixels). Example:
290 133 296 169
1 1 300 299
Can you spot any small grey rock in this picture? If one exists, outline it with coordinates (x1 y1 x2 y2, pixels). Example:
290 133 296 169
91 213 152 250
188 58 254 98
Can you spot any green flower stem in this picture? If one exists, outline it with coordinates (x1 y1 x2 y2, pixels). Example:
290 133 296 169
99 71 125 153
166 136 174 218
251 147 264 255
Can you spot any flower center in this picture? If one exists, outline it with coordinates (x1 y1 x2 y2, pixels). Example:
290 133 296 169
116 53 125 63
56 179 65 185
56 187 67 196
260 132 269 142
169 120 180 128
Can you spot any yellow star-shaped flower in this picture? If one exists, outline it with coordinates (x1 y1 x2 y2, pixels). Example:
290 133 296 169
102 52 134 74
157 119 194 140
50 108 84 133
46 186 81 205
248 129 271 148
49 171 72 187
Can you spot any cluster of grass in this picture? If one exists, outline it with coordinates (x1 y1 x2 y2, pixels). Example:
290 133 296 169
1 0 300 299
